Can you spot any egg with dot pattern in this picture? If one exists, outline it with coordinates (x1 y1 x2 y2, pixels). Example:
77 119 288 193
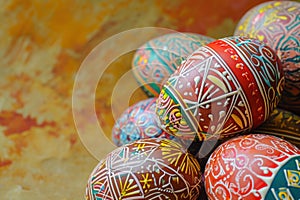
204 134 300 200
86 138 202 200
234 1 300 115
132 32 215 97
156 36 284 141
112 98 172 146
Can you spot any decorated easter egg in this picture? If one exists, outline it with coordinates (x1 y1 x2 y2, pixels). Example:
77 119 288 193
156 36 284 141
204 134 300 200
132 32 215 97
234 1 300 115
86 138 202 200
254 108 300 148
112 98 172 146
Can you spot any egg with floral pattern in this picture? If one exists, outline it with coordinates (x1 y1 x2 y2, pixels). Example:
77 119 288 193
234 1 300 115
112 98 172 146
132 32 215 97
204 134 300 200
86 138 202 200
156 36 284 141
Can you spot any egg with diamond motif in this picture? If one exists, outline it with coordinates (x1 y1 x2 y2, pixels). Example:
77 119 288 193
156 36 284 141
86 138 202 200
112 98 172 146
132 32 215 97
234 1 300 115
204 134 300 200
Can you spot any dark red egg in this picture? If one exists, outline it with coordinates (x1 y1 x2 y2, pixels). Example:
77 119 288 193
86 138 202 200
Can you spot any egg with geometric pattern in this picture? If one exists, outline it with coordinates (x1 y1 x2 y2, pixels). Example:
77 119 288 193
234 1 300 115
156 36 285 141
204 134 300 200
132 32 215 97
86 138 202 200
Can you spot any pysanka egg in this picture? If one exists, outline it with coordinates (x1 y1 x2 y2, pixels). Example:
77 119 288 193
132 32 215 97
112 98 172 146
86 138 202 200
204 134 300 200
156 36 284 141
234 1 300 115
253 108 300 148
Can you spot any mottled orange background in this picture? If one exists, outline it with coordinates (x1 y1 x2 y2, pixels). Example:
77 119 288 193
0 0 274 199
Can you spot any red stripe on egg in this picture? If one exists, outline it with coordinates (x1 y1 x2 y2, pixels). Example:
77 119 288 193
207 39 265 129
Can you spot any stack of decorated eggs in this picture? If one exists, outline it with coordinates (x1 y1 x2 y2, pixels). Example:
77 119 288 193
86 1 300 199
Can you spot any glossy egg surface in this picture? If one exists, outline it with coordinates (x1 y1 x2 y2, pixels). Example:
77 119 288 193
234 1 300 115
132 32 215 97
156 36 284 140
112 98 172 146
254 108 300 148
204 134 300 200
86 138 202 200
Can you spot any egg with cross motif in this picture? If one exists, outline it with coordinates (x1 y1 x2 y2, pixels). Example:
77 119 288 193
132 32 215 97
156 36 284 141
204 134 300 200
86 138 202 200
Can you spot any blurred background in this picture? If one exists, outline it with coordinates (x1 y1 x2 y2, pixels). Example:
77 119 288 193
0 0 287 199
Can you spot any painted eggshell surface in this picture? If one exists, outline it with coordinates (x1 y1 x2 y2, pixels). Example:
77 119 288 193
204 134 300 200
254 108 300 148
156 36 284 141
86 138 202 200
234 1 300 115
132 32 215 97
112 98 172 146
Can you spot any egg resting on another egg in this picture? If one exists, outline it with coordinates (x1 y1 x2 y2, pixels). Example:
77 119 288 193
253 108 300 148
112 98 172 146
132 32 215 97
234 1 300 115
204 134 300 200
156 36 284 141
86 138 202 200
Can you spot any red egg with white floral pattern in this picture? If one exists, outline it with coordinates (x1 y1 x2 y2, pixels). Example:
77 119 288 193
86 138 202 200
156 36 284 141
204 134 300 200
